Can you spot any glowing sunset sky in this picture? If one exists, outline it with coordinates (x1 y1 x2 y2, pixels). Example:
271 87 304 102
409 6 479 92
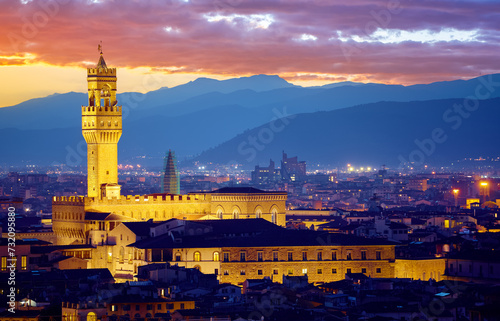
1 0 499 107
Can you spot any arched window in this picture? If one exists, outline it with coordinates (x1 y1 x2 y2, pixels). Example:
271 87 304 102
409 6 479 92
232 208 239 219
213 252 220 262
216 208 223 219
271 207 278 224
175 253 181 262
194 265 201 271
87 312 97 321
255 208 262 219
194 251 201 262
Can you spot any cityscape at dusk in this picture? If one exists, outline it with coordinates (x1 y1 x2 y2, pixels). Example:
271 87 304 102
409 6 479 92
1 1 500 321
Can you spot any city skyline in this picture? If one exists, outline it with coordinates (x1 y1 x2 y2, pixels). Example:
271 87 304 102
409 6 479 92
1 0 499 107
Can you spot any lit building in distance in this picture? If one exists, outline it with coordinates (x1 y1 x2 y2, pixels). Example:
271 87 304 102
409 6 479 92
161 150 180 195
281 151 306 182
251 159 280 185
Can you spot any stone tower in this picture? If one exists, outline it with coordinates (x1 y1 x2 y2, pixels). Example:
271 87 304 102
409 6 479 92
162 150 180 194
82 49 122 199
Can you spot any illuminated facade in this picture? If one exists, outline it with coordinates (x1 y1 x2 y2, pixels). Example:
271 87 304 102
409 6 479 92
52 52 286 246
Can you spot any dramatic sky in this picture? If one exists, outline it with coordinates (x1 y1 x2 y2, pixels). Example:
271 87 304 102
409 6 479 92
0 0 499 107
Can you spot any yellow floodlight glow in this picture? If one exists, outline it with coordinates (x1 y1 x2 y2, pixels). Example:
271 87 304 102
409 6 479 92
480 182 488 186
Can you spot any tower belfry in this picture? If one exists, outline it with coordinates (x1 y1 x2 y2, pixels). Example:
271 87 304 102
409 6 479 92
82 48 122 199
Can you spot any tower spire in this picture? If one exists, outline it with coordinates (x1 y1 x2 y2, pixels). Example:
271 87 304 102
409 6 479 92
96 41 107 69
83 49 121 198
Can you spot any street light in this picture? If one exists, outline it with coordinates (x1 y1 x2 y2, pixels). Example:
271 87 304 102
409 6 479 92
453 189 459 207
480 182 489 203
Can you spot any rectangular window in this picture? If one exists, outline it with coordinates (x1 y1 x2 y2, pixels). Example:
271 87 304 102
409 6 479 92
223 252 229 262
346 252 352 260
180 303 185 309
376 251 381 260
332 268 337 274
258 270 263 275
224 270 229 275
146 304 153 310
273 269 278 275
240 270 246 275
362 268 366 274
376 268 381 273
157 304 162 310
449 264 453 272
2 256 7 271
214 268 219 275
111 305 118 312
166 303 174 309
346 268 351 274
332 252 337 261
107 252 113 263
21 256 27 270
258 252 263 262
287 268 294 275
122 305 130 311
361 251 367 260
317 269 322 274
302 268 308 274
302 252 307 261
136 305 140 311
317 252 322 261
240 252 246 262
273 251 279 261
288 252 293 261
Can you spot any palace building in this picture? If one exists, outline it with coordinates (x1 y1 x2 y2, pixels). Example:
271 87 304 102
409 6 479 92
51 52 287 246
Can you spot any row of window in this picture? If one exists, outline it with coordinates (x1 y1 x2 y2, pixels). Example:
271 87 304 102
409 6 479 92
1 256 27 271
449 263 495 275
222 267 383 276
83 121 119 127
110 303 184 312
181 250 383 262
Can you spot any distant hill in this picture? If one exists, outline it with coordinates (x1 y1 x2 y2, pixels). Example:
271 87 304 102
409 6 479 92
1 74 500 166
195 97 500 168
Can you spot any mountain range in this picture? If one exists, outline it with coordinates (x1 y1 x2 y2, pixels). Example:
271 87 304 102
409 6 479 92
1 73 499 168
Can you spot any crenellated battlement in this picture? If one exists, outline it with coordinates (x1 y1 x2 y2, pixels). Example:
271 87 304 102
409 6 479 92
82 105 121 115
53 194 209 206
87 67 116 76
53 195 86 205
87 193 209 205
